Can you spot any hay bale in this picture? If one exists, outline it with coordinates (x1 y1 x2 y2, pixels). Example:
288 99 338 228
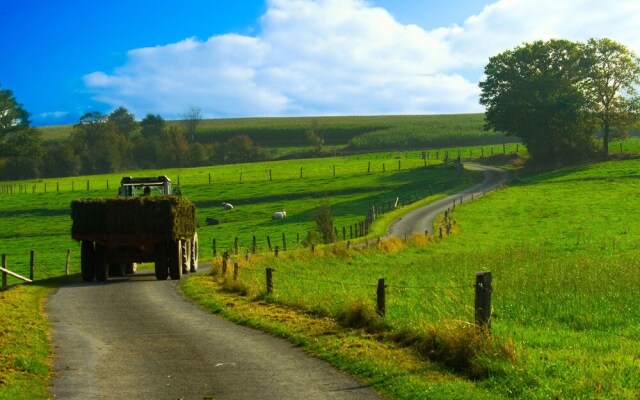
71 196 196 240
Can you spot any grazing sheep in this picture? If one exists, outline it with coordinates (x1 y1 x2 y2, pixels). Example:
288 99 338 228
222 202 234 210
272 210 287 220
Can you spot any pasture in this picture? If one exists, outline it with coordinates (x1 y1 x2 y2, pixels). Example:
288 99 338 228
183 156 640 399
0 151 479 282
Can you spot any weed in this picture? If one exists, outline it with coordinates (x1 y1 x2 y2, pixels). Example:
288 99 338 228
336 299 389 333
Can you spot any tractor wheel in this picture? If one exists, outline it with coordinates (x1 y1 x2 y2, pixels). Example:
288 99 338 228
80 241 95 282
168 240 182 280
95 245 109 282
190 232 199 273
154 244 168 280
125 263 137 275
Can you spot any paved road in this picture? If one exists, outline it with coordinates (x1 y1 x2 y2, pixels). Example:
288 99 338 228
47 271 384 399
388 163 508 237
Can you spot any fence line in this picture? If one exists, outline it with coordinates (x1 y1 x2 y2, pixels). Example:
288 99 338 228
0 250 73 291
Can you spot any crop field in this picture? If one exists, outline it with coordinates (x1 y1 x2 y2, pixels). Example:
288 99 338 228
194 156 640 399
38 113 514 150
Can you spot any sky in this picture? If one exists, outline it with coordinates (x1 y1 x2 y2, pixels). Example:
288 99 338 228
1 0 639 126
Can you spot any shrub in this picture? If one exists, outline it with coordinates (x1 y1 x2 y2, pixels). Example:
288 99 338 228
336 299 389 333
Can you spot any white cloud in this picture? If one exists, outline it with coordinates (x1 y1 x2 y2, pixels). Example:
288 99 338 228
39 111 69 119
84 0 640 119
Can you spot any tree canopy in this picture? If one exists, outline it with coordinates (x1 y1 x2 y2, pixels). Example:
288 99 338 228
480 38 640 165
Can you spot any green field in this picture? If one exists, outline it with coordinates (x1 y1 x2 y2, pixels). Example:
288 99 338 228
0 151 478 282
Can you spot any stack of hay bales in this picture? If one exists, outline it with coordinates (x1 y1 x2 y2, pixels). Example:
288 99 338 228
71 196 196 241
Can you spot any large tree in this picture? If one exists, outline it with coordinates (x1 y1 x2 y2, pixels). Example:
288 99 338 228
479 39 598 165
480 38 640 164
583 38 640 154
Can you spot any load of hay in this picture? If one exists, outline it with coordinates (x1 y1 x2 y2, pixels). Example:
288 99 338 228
71 196 196 240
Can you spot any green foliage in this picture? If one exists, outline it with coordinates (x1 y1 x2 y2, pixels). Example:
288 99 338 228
107 106 138 137
0 85 30 141
583 38 640 153
312 202 336 244
481 38 640 165
480 39 599 165
139 113 165 139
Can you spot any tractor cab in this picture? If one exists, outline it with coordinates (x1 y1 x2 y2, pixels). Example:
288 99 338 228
118 176 178 197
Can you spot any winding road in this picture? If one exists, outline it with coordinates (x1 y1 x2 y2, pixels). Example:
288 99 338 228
47 163 507 400
388 163 508 237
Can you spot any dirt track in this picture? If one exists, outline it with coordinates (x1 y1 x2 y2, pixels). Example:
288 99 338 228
47 163 507 399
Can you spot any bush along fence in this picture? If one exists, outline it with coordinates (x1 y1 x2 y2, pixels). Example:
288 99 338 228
0 249 73 290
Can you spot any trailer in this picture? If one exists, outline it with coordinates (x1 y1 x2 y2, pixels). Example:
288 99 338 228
71 176 198 281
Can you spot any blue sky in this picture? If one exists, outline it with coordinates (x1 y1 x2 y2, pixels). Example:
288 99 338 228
2 0 639 126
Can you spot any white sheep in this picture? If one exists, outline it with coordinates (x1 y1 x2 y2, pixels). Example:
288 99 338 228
272 210 287 220
222 202 234 210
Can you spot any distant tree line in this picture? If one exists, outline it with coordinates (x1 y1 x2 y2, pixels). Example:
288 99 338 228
0 96 269 180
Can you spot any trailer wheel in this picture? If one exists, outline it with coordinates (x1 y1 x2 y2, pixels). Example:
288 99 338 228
181 239 191 274
190 232 199 273
168 240 183 280
154 244 168 280
95 245 109 282
80 241 95 282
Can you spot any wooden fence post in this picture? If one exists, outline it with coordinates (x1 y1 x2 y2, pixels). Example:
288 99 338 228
222 252 228 275
376 278 386 317
30 250 35 280
252 236 257 254
266 268 273 294
65 249 71 276
234 237 239 255
233 263 239 281
267 236 272 251
274 246 279 257
282 232 287 251
475 272 492 331
213 239 217 258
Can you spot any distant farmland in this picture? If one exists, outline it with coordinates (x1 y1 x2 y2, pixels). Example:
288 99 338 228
39 114 513 150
